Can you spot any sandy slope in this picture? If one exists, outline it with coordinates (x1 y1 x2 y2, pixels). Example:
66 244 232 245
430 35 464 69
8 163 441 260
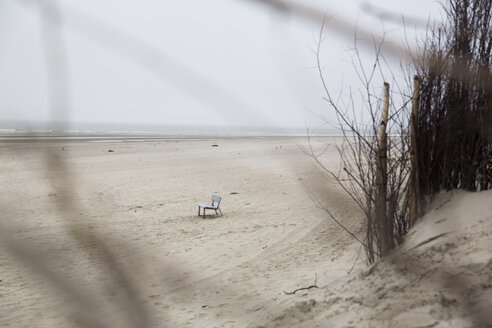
1 137 490 328
264 190 492 328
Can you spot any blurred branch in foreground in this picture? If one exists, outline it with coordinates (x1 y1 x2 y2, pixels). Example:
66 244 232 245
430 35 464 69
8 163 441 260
1 1 158 326
19 0 268 126
246 0 416 60
359 1 431 28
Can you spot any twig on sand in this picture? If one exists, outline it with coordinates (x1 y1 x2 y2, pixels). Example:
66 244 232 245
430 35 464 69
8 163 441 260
283 273 319 295
407 232 449 252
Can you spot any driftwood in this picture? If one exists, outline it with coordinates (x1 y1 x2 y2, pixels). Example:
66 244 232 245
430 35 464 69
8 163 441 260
283 274 319 295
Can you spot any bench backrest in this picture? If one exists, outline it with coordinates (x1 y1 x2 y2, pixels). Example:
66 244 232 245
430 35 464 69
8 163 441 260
212 194 222 206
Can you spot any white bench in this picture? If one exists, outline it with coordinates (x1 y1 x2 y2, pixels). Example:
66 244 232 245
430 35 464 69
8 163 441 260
197 195 223 219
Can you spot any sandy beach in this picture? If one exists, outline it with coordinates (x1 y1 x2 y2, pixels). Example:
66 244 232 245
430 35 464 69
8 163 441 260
1 137 490 327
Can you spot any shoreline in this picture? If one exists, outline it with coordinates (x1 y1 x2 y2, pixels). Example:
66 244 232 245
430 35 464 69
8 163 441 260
0 134 340 143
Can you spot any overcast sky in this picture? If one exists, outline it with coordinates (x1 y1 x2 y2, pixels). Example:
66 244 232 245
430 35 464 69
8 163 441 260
0 0 443 131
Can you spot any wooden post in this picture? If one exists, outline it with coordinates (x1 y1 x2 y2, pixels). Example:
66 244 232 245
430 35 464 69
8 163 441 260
409 75 420 226
376 82 390 255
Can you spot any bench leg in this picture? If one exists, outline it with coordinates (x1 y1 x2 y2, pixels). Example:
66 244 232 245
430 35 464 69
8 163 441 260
203 209 206 219
218 208 223 216
198 206 200 216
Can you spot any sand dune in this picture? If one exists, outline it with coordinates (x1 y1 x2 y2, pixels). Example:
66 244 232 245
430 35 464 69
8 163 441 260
264 190 492 328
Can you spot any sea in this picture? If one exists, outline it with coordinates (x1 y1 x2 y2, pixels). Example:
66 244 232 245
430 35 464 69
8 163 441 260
0 121 339 142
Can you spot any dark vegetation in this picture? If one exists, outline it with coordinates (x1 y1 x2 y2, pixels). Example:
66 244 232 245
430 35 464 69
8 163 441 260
414 0 492 198
311 0 492 263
